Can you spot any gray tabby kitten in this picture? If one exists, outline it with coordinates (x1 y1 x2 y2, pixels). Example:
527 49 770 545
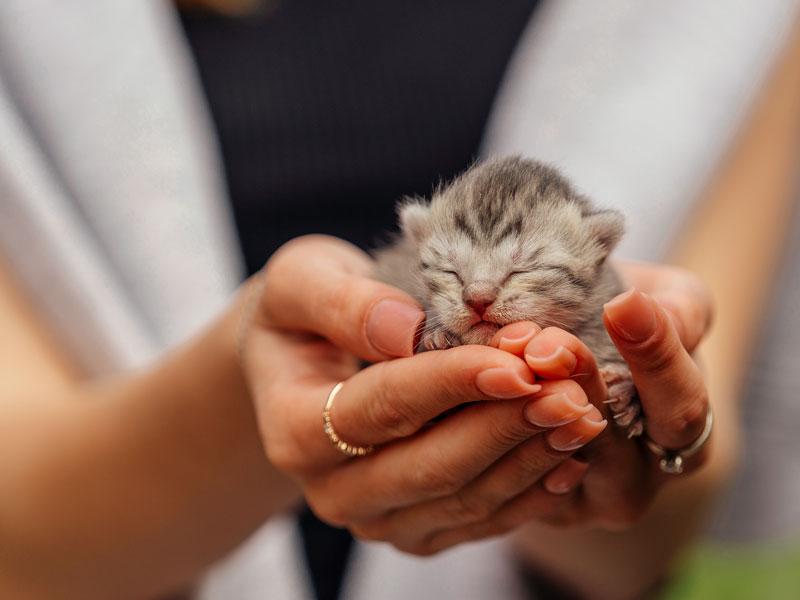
374 156 642 437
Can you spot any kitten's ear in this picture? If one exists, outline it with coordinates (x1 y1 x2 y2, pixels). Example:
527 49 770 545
398 199 432 243
584 209 625 258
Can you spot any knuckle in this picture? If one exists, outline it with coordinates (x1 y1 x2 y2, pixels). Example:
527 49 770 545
264 437 304 475
638 333 682 378
366 377 417 438
510 444 554 475
411 452 463 498
262 407 314 476
442 491 494 524
484 419 532 453
306 496 349 527
664 390 709 442
350 520 389 542
320 274 356 322
501 489 556 527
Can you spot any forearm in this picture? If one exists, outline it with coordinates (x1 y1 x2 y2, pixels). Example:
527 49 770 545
0 283 300 599
512 18 800 599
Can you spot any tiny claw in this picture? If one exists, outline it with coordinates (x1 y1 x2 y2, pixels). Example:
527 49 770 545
612 405 638 426
627 421 645 438
600 362 644 438
420 328 459 351
614 414 632 426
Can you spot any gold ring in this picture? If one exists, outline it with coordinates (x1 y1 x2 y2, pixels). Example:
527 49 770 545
323 382 375 457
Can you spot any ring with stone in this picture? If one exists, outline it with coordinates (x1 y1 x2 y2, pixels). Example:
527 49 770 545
643 406 713 475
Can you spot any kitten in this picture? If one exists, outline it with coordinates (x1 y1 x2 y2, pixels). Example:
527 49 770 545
374 156 642 437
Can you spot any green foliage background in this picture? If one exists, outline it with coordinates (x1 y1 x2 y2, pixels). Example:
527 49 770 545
665 542 800 600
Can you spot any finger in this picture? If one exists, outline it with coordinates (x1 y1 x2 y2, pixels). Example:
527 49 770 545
262 345 538 478
574 436 654 528
245 328 361 480
603 289 710 450
356 412 602 547
423 480 586 554
332 345 540 448
649 284 713 354
615 261 713 353
310 388 604 526
259 235 425 361
489 321 541 356
524 380 595 429
542 458 591 495
523 327 608 410
306 396 544 524
307 389 603 524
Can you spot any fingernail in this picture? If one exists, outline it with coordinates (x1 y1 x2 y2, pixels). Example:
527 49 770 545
497 322 537 347
524 393 592 427
475 368 542 399
544 462 589 495
525 346 577 377
547 432 591 452
367 299 425 357
547 410 607 451
604 289 657 343
583 406 606 423
544 478 578 495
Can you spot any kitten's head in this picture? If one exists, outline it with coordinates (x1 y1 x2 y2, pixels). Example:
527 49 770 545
400 157 624 345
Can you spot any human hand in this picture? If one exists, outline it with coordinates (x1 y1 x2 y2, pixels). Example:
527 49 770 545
412 261 714 547
241 235 607 554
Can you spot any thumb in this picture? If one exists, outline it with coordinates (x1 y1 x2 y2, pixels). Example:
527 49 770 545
603 289 710 449
257 235 425 362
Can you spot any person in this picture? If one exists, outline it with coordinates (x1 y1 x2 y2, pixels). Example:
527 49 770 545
0 2 797 599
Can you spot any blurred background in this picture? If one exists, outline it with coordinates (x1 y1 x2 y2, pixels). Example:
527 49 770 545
1 1 799 598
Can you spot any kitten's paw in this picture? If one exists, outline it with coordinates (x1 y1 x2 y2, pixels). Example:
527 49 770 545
419 328 459 352
599 364 644 438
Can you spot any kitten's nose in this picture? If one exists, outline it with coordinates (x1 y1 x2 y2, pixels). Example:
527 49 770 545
463 283 498 318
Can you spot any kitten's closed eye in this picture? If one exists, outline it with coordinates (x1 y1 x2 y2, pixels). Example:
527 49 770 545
501 270 528 285
442 270 463 284
374 156 641 438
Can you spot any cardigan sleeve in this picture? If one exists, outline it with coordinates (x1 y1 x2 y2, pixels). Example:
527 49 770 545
482 0 800 261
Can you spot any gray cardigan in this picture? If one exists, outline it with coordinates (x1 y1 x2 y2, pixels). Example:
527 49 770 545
1 1 797 598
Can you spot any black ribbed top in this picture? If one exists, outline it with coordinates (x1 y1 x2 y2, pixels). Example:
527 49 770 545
180 2 541 599
181 0 540 272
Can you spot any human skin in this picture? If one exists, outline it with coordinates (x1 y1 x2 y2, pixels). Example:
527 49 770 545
242 233 716 556
510 20 800 599
1 22 795 596
4 41 798 591
0 236 711 600
1 15 796 600
0 265 299 600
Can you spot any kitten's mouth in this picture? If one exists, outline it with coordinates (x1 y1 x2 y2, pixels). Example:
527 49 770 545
468 312 508 328
469 321 500 335
459 321 500 346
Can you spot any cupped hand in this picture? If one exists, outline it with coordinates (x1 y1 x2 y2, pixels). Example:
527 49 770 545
417 261 714 548
241 235 606 554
